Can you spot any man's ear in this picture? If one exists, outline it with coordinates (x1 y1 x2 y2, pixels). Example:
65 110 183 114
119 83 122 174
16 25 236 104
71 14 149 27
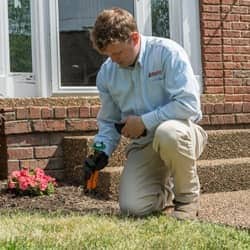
130 32 140 45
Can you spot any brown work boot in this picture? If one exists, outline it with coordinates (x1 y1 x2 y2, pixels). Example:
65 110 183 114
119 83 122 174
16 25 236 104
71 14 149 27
172 200 199 220
162 205 175 215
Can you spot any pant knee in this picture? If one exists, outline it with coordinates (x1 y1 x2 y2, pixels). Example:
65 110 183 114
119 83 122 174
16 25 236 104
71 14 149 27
119 198 147 217
153 120 195 160
119 195 159 217
153 121 179 153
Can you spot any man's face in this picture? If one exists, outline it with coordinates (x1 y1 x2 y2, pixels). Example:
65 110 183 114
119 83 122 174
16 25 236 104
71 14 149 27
99 32 140 67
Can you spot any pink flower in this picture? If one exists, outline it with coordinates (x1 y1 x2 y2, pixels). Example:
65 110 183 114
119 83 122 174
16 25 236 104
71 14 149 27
7 167 57 195
19 180 29 191
11 170 21 179
39 182 48 191
8 181 16 189
20 168 29 177
34 168 45 177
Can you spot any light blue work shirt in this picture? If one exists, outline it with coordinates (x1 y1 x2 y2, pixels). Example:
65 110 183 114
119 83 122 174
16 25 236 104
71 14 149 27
94 35 202 156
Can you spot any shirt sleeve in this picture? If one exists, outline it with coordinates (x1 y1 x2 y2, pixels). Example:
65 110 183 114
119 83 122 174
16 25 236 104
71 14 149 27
94 70 122 156
141 50 202 131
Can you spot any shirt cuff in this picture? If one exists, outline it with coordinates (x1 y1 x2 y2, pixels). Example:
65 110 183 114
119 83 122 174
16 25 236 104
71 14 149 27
141 110 161 131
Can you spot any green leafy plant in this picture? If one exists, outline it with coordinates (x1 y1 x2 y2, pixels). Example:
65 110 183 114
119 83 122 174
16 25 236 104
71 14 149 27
8 168 57 196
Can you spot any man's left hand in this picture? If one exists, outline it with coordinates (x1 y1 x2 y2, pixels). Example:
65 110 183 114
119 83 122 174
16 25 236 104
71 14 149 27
121 115 146 139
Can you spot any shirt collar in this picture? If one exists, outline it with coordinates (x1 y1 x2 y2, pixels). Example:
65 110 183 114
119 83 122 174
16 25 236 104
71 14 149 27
118 35 146 69
137 35 146 67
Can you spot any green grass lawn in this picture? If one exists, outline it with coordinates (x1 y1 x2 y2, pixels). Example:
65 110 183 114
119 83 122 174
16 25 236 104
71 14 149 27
0 211 249 250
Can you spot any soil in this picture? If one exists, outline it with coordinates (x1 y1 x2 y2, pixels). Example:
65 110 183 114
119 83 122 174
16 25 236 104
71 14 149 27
0 181 119 215
1 180 249 230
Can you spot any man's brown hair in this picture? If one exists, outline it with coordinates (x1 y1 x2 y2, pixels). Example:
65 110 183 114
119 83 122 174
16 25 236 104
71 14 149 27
91 7 138 51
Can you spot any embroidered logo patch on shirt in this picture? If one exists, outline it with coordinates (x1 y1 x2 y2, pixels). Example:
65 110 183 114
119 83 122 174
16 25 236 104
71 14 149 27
148 70 162 78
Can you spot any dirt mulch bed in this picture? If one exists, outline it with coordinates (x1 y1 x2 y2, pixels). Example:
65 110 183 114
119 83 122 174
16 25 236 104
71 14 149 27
1 180 249 230
0 181 119 215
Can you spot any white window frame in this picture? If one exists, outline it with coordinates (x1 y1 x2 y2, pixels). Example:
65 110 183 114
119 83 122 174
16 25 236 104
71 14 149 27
135 0 202 89
32 0 52 97
1 0 202 97
49 0 202 96
169 0 202 89
0 0 51 98
0 0 12 97
49 0 98 95
0 0 37 97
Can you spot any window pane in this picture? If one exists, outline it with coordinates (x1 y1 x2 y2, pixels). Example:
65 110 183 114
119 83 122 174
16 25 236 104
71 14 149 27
58 0 134 87
8 0 32 72
151 0 170 38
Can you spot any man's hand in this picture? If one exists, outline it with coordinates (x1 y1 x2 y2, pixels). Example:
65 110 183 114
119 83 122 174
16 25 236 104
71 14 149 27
121 115 146 139
84 151 109 180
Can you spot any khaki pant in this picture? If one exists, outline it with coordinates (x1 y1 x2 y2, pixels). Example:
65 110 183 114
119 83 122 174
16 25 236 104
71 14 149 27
119 119 207 216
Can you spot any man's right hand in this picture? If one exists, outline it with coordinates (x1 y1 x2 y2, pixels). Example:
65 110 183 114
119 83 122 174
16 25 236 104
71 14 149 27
83 151 109 180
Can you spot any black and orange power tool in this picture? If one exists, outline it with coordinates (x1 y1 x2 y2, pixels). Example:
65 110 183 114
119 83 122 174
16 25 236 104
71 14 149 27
84 142 108 195
84 158 99 194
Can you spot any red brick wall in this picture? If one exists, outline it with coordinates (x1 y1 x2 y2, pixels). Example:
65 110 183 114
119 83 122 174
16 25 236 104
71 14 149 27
0 104 99 179
0 1 249 179
0 114 7 179
200 0 250 126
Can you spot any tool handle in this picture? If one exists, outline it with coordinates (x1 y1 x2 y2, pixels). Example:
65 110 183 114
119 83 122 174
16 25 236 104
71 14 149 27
86 170 99 190
114 122 125 134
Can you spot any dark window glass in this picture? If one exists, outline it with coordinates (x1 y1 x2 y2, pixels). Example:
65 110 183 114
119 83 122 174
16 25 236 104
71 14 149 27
58 0 134 87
